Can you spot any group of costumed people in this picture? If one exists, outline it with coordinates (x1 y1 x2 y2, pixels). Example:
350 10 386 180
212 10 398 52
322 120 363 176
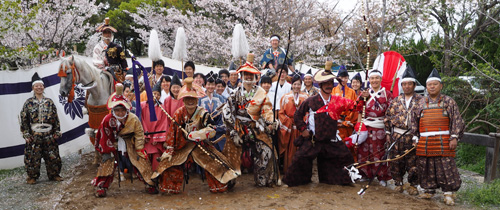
18 17 464 206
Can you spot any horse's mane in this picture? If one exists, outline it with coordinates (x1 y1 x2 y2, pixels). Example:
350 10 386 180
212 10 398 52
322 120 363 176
60 55 113 94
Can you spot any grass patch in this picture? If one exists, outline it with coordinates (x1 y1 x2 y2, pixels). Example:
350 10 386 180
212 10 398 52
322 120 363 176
459 179 500 207
0 167 24 182
456 142 486 175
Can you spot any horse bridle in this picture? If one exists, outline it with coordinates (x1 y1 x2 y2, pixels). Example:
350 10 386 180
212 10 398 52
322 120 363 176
58 62 80 103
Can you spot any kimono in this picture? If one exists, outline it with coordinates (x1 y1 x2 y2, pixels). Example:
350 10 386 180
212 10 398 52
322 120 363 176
92 113 154 192
302 85 319 97
140 101 168 171
222 85 278 187
260 47 294 68
268 81 291 111
278 92 308 173
198 93 227 151
384 93 423 187
159 90 170 104
332 85 358 161
164 95 184 134
92 40 108 70
20 96 62 180
154 106 238 193
283 93 354 186
356 87 393 181
411 94 464 193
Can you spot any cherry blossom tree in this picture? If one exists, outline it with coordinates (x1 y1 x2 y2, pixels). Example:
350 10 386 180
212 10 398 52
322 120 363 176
129 0 346 67
0 0 102 69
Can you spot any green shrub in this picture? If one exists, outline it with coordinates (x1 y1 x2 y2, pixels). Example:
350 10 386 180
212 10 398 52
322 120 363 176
459 179 500 207
456 143 486 175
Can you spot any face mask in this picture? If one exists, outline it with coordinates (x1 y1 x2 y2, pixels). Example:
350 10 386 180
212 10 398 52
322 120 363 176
112 109 128 120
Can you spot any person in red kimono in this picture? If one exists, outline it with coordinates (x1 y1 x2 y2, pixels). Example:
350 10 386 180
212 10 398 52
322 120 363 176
92 83 155 197
164 73 184 133
357 69 394 186
278 75 308 173
140 82 168 171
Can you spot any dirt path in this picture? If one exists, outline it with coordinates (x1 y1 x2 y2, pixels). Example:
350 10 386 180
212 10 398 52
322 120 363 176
27 152 470 210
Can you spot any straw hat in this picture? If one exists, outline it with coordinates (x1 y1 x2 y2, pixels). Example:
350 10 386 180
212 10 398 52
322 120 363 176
313 61 335 83
107 83 131 110
178 77 206 99
96 17 117 33
236 53 261 74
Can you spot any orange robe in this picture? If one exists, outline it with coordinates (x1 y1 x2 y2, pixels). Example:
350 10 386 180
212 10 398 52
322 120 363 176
332 85 358 161
278 91 308 173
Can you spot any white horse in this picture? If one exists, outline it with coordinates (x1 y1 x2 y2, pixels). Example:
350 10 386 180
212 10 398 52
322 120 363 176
59 55 114 164
59 55 114 106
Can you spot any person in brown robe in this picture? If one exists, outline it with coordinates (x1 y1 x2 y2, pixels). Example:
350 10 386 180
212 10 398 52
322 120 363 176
283 61 354 187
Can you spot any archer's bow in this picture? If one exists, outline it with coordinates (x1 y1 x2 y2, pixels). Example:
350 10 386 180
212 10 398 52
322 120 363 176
355 0 372 158
355 128 411 195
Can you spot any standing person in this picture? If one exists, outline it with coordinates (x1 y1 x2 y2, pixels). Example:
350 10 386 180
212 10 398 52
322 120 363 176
199 72 227 151
184 61 195 78
351 73 363 96
93 17 116 71
92 83 155 197
164 74 184 133
20 73 63 184
159 76 171 103
154 78 238 194
227 62 241 90
332 66 357 160
218 69 231 98
260 75 272 93
357 69 394 186
301 69 319 97
222 53 279 187
411 69 464 205
283 61 354 187
123 80 136 114
140 82 168 171
140 60 166 102
268 64 291 114
215 78 228 100
278 75 308 173
384 65 422 195
150 59 165 87
193 72 206 90
260 34 295 71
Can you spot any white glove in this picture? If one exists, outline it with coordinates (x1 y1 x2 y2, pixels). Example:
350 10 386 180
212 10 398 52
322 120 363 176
187 127 216 142
159 151 172 162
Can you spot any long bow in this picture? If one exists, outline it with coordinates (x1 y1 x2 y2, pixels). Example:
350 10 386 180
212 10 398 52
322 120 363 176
355 0 372 157
350 129 412 195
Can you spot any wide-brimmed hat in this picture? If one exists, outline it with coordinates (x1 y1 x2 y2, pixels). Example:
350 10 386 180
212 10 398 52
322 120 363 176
96 17 117 33
107 83 131 110
178 77 206 99
236 53 261 75
313 61 335 83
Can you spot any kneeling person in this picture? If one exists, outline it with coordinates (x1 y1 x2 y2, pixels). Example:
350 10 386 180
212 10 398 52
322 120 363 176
283 61 354 186
153 78 239 194
92 83 155 197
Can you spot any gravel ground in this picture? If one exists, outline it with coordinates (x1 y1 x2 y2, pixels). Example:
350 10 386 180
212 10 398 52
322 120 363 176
0 145 489 210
